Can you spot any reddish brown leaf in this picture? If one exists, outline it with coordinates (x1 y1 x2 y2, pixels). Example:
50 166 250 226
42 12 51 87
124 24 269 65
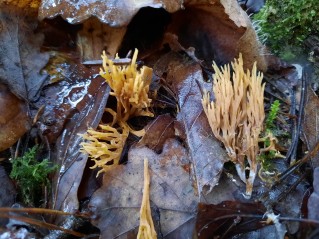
138 114 175 153
0 84 30 152
196 201 267 238
167 0 267 71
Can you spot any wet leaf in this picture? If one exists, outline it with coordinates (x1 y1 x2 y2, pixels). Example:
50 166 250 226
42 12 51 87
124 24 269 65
196 201 267 238
39 0 182 25
302 89 319 168
154 52 228 196
49 74 109 216
89 138 198 238
33 60 110 224
0 84 30 152
0 6 50 101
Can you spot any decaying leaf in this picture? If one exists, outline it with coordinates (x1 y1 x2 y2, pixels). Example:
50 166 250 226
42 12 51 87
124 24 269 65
167 0 267 71
77 18 126 61
39 0 266 72
33 60 110 225
154 52 228 196
302 88 319 168
138 114 176 153
1 0 40 8
196 201 266 238
0 6 49 101
308 167 319 220
0 84 30 152
39 0 182 25
89 138 197 238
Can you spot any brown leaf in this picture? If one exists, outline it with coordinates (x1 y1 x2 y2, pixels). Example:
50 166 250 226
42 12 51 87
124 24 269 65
196 201 267 238
34 63 110 223
167 0 267 71
138 114 175 153
78 18 126 61
154 52 228 196
0 6 49 101
0 84 30 151
302 88 319 168
89 138 197 238
38 0 182 25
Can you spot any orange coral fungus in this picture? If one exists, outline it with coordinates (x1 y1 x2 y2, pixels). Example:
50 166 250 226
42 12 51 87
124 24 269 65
137 158 157 239
81 124 129 176
100 49 153 123
202 54 265 198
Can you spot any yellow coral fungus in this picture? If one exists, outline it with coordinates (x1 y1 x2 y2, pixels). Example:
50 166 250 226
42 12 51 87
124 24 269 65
81 124 129 176
137 158 157 239
100 49 154 122
202 54 265 198
81 49 154 175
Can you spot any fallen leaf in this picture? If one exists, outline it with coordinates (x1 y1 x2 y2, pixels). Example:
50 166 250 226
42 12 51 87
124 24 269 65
167 0 267 71
196 201 267 238
38 0 182 25
1 0 41 8
33 61 110 225
308 167 319 220
0 6 50 101
49 75 109 216
0 166 16 226
302 88 319 168
154 52 228 197
0 84 30 152
138 114 175 153
89 138 198 238
78 18 126 61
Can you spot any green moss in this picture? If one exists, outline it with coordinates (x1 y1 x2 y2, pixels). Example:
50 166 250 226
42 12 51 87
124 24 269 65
10 146 58 206
253 0 319 55
266 100 280 130
258 100 282 179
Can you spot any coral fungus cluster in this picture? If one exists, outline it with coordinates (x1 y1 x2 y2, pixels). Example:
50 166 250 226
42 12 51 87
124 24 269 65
81 49 153 176
202 54 265 197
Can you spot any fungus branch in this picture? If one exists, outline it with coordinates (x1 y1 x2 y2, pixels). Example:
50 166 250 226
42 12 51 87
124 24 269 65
202 54 265 197
137 158 157 239
100 50 154 123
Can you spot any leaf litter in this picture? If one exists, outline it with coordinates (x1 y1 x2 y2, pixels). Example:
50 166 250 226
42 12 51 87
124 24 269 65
0 0 319 238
